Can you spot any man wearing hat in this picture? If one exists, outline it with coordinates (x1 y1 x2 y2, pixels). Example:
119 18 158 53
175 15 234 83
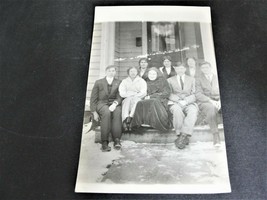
196 61 221 146
90 65 122 152
167 63 198 149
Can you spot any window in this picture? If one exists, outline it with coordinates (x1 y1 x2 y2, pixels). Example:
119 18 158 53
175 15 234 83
147 22 204 68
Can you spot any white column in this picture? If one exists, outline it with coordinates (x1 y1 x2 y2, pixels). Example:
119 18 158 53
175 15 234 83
99 22 115 78
200 23 217 74
142 22 148 55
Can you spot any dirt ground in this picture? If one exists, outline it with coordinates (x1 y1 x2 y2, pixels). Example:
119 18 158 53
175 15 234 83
75 127 230 192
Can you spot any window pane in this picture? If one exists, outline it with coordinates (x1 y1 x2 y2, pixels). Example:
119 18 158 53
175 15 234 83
150 22 176 52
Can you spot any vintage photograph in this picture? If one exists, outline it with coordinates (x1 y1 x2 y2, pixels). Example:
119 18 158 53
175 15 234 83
75 6 231 193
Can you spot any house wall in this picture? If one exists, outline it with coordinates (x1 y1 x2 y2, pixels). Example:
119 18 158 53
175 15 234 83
85 22 213 110
86 23 102 102
115 22 143 80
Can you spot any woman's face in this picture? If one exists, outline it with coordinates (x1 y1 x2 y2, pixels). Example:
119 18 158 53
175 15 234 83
139 60 148 69
148 70 157 81
129 68 138 79
163 59 171 68
187 58 196 67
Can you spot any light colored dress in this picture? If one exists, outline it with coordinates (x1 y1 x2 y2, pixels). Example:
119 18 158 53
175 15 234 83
119 76 147 122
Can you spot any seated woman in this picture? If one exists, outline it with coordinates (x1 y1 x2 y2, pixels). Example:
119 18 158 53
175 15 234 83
159 55 177 79
138 58 149 80
119 66 147 131
131 67 172 132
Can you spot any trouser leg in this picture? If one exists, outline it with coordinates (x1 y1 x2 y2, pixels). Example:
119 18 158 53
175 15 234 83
181 104 198 136
169 104 185 135
97 105 111 142
111 106 122 140
200 102 218 133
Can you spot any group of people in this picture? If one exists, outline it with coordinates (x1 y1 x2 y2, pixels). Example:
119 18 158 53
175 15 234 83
90 56 221 152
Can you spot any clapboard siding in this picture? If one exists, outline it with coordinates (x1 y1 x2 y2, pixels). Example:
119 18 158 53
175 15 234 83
116 22 143 79
86 23 102 101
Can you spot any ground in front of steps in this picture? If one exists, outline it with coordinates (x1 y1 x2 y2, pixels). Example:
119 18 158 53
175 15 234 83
75 128 230 193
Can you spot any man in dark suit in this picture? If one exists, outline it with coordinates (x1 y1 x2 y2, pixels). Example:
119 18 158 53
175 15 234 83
90 65 122 152
196 61 221 146
167 63 198 149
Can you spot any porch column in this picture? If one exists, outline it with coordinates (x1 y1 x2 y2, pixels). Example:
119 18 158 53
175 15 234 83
142 22 148 55
200 23 217 74
99 22 115 78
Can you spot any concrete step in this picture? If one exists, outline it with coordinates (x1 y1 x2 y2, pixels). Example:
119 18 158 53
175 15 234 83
93 124 224 143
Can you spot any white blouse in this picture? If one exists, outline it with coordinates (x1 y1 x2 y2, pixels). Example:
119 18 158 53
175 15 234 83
119 76 147 98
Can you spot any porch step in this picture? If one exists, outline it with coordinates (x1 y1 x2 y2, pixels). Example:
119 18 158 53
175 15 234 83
94 124 224 143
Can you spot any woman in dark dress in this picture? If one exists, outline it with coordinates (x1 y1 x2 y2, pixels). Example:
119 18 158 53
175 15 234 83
131 67 172 132
138 58 149 80
159 55 177 79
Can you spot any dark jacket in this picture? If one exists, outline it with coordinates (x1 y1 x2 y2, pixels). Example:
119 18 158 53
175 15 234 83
90 77 122 112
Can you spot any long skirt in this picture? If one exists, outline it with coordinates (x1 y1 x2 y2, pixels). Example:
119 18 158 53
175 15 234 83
131 99 172 132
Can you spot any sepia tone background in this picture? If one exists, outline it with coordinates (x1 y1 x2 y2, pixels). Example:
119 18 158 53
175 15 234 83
0 0 266 199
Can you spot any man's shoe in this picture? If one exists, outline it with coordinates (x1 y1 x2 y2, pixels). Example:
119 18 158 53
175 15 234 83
213 132 221 146
113 138 122 150
101 141 111 152
175 133 189 149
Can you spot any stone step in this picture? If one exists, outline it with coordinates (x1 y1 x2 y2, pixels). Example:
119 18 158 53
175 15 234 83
93 124 224 143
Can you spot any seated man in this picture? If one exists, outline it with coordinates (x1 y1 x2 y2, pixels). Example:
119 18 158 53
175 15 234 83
196 61 221 146
90 65 122 152
168 63 198 149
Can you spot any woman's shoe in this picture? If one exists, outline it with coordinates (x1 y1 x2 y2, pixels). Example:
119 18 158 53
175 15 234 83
122 120 128 132
126 117 133 132
126 117 132 124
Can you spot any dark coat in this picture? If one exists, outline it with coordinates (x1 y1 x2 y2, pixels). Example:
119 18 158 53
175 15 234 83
139 69 149 81
90 77 122 112
147 77 171 109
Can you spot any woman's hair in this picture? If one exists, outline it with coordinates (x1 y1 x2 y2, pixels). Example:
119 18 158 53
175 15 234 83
162 55 172 62
127 66 139 75
185 57 197 67
138 58 148 66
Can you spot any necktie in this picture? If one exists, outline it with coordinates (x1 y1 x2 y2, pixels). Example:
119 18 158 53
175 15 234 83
180 76 184 90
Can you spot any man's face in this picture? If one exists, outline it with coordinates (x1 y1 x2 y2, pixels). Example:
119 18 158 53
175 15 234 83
163 59 171 68
200 64 212 75
140 60 148 69
129 68 138 79
106 67 116 78
174 66 186 75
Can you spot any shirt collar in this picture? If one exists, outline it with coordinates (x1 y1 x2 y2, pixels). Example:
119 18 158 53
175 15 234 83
106 76 114 84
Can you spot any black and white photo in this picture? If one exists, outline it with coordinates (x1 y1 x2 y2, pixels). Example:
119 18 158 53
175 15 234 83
75 6 231 194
